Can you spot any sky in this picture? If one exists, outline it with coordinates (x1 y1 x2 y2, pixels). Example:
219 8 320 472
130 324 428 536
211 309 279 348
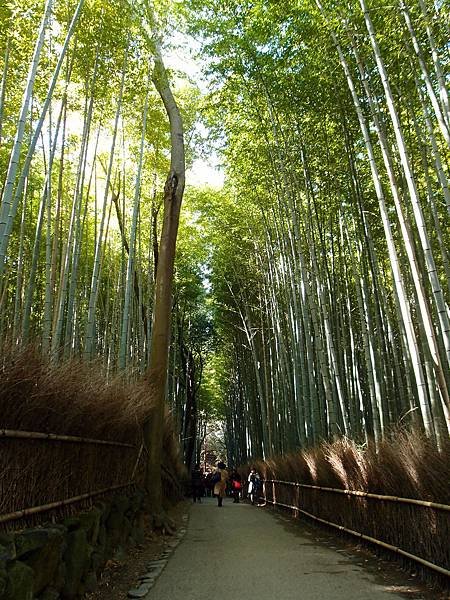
187 157 225 188
165 32 225 189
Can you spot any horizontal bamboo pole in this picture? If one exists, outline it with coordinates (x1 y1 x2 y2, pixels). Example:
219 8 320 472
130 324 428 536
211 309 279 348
0 482 134 524
0 428 135 448
264 479 450 512
263 496 450 578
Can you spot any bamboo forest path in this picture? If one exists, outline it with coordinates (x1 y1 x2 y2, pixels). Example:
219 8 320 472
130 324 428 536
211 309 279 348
142 498 423 600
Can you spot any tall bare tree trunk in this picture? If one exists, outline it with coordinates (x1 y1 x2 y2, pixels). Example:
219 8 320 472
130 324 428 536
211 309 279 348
143 42 185 517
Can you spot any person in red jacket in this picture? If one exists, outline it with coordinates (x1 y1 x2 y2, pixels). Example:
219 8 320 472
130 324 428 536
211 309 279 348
230 470 242 503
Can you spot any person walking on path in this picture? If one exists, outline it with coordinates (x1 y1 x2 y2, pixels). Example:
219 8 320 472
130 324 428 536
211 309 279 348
213 461 229 507
204 471 213 496
248 467 261 505
191 463 204 503
230 470 242 503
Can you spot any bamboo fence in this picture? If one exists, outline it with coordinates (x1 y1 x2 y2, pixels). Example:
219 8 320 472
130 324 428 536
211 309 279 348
0 429 143 530
264 479 450 512
0 428 136 447
0 482 135 525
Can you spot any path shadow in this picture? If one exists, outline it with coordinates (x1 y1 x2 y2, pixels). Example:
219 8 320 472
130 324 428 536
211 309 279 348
254 503 445 600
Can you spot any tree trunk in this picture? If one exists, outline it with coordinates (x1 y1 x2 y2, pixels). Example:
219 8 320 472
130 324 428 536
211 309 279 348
143 41 185 516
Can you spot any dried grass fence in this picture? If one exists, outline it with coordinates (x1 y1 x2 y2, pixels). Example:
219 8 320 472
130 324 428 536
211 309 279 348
249 431 450 583
0 429 140 529
0 347 185 531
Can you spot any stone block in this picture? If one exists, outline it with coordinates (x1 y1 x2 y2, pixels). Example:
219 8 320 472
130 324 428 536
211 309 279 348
4 560 34 600
24 528 64 595
0 533 15 562
128 584 151 598
52 561 66 592
77 508 102 545
0 566 8 596
61 518 80 533
15 528 62 559
61 529 92 599
105 509 123 548
38 587 60 600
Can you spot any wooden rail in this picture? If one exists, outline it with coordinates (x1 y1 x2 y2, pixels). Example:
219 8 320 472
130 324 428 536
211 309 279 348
263 480 450 579
264 479 450 512
0 482 134 524
0 428 136 448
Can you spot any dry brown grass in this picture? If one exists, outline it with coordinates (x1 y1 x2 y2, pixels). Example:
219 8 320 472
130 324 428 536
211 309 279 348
0 346 185 530
0 346 150 442
251 430 450 502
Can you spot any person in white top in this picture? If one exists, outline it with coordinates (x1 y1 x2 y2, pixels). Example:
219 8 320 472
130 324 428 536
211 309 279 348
247 467 261 505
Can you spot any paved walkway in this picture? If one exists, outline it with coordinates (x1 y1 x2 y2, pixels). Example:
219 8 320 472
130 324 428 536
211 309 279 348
147 497 409 600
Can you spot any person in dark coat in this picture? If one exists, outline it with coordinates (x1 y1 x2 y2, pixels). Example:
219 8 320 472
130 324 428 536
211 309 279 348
191 463 204 503
204 471 213 496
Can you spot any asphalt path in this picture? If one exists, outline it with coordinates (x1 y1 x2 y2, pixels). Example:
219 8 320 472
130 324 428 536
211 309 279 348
147 497 409 600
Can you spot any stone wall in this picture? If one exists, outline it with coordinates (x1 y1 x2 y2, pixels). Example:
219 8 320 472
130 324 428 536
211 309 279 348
0 489 146 600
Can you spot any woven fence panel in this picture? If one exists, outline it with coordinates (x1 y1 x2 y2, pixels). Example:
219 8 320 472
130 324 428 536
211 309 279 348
0 435 143 530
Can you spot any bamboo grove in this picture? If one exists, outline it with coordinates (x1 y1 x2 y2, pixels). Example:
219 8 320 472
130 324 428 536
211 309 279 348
1 0 449 472
187 0 450 463
0 0 212 469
